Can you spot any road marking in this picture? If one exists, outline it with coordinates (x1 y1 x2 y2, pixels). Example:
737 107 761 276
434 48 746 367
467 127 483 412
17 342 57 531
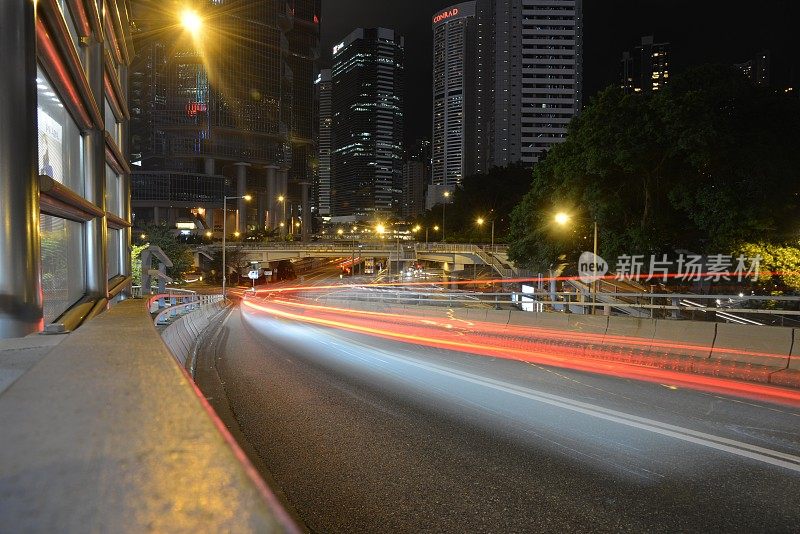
296 328 800 473
393 357 800 472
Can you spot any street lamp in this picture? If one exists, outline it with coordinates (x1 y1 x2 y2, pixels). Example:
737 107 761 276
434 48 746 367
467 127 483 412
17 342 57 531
442 190 451 242
476 217 495 248
277 195 286 237
222 194 251 298
554 211 599 313
350 227 357 276
180 9 202 36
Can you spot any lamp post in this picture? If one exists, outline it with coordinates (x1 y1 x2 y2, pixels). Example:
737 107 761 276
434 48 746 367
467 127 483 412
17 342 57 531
555 212 598 313
476 217 495 248
375 223 386 275
351 227 357 276
277 195 286 238
222 194 251 298
442 190 450 242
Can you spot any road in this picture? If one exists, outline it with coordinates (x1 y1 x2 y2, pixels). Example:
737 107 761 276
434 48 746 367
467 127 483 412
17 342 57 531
196 268 800 533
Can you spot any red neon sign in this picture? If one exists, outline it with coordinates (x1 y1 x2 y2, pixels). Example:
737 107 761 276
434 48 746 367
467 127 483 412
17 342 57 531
433 7 459 24
185 102 208 117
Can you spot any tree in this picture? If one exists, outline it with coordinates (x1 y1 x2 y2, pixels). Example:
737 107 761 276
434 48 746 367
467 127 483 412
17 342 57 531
140 224 195 281
130 243 148 286
508 65 800 272
416 164 533 242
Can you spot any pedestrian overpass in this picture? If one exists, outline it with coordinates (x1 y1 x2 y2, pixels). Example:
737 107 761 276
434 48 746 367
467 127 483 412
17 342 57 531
193 242 529 278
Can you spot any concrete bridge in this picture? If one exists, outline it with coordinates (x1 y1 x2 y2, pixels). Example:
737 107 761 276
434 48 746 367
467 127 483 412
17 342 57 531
194 242 528 278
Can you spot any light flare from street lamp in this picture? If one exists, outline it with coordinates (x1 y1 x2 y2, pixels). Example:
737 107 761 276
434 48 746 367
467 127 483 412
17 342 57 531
243 194 252 201
555 212 570 226
277 195 285 202
180 10 202 35
375 223 386 235
476 217 484 226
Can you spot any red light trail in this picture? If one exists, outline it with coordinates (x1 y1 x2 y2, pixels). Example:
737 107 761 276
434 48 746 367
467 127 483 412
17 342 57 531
242 297 800 408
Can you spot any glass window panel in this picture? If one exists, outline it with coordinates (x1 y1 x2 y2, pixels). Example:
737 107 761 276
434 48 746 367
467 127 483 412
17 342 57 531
104 99 121 146
40 214 85 323
107 228 121 279
105 165 121 216
37 66 84 196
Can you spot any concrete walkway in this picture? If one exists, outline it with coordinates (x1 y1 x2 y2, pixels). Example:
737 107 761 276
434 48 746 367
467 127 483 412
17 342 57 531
0 300 297 532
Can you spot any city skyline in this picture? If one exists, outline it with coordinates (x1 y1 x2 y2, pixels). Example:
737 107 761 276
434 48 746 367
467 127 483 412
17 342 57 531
321 0 800 145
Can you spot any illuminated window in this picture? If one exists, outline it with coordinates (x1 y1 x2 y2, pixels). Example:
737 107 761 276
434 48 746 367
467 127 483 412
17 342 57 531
37 66 84 196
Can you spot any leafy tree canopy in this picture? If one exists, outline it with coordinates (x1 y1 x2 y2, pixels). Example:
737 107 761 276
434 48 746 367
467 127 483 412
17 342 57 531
139 224 195 280
507 65 800 271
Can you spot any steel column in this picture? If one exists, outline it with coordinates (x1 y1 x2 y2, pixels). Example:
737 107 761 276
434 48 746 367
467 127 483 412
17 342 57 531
0 0 42 337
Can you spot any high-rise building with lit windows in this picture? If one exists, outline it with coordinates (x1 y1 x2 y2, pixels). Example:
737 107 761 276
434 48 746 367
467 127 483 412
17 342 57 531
621 36 670 93
130 0 319 237
735 50 770 86
469 0 583 171
315 69 332 218
432 2 477 188
330 28 404 219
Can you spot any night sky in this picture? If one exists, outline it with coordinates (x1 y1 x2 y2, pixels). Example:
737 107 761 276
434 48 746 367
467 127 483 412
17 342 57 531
320 0 799 146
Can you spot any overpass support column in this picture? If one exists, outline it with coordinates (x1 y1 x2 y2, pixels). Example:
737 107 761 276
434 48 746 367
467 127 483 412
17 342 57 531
0 0 41 337
234 163 250 235
300 181 310 242
266 165 278 229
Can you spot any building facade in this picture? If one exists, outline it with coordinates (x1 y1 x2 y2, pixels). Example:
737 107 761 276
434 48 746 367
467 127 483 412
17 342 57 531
330 28 404 219
621 36 670 93
314 68 332 218
130 0 319 238
0 0 133 338
470 0 583 172
401 160 427 220
735 50 770 86
432 2 478 188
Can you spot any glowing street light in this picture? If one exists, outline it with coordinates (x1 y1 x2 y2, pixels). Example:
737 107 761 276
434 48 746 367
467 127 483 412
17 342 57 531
375 223 386 235
180 9 202 35
442 190 451 242
277 195 287 236
553 210 599 313
476 216 495 248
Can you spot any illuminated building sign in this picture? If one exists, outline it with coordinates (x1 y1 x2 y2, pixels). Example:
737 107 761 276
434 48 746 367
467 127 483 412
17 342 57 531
333 42 345 56
431 3 475 27
185 102 207 117
433 7 459 24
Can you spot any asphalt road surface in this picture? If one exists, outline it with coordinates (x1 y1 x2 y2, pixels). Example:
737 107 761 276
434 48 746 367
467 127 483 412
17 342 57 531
196 272 800 533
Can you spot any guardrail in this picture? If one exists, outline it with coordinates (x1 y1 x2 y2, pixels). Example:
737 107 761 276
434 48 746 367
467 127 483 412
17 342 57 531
292 289 800 327
152 294 225 326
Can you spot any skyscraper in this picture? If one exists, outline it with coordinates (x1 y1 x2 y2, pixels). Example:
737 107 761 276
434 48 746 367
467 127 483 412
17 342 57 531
331 28 404 219
621 36 670 94
735 50 770 86
130 0 318 237
432 3 478 188
287 0 321 240
315 69 332 218
472 0 583 171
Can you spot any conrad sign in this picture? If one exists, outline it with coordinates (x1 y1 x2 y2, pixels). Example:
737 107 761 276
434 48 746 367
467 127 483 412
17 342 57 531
431 2 475 27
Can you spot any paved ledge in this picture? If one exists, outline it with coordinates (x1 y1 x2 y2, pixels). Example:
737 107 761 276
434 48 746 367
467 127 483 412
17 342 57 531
0 300 297 533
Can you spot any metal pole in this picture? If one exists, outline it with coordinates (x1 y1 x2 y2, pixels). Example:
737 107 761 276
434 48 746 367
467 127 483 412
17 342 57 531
351 232 355 277
222 196 227 298
592 220 598 315
491 220 495 249
0 0 41 337
442 202 446 242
